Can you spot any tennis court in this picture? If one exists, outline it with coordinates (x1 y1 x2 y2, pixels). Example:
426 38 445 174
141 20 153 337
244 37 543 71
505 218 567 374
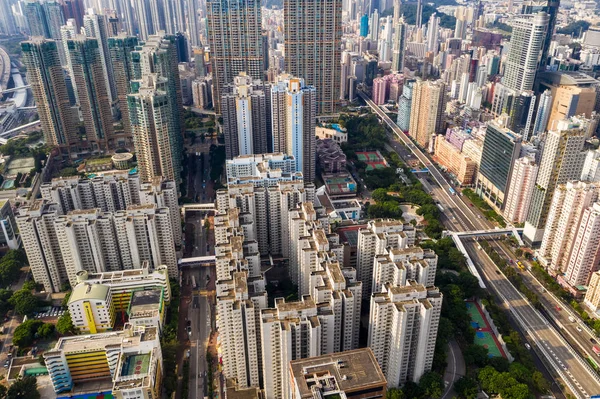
466 301 488 329
356 151 389 171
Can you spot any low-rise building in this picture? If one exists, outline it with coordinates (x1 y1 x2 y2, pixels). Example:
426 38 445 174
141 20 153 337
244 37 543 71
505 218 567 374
68 283 116 334
315 124 348 143
44 324 162 396
289 348 387 399
433 135 477 185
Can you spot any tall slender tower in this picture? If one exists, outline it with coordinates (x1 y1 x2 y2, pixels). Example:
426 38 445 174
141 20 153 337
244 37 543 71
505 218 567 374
416 0 423 28
502 12 549 92
206 0 263 113
67 36 114 152
284 0 342 115
21 38 77 152
391 0 406 74
408 79 445 149
83 10 117 107
108 35 139 141
271 75 317 182
127 74 180 183
221 73 270 159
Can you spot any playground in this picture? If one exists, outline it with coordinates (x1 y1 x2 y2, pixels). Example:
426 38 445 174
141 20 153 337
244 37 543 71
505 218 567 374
324 174 357 196
356 151 389 171
121 353 150 377
466 301 506 358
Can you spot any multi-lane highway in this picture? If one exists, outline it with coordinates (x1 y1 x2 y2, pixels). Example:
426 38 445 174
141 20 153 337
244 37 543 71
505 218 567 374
359 91 600 398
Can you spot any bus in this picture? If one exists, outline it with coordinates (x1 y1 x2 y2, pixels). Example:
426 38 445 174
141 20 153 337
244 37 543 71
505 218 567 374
449 187 456 195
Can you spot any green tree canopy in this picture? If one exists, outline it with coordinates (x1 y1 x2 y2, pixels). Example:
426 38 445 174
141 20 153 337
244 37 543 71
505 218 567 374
9 289 38 316
56 311 76 335
6 376 40 399
454 376 478 399
12 319 43 347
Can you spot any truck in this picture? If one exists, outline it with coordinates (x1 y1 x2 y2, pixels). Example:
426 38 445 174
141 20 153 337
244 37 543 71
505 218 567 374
592 345 600 356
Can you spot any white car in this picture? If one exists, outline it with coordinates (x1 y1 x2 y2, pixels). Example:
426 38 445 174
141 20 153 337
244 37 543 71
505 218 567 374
524 343 531 350
576 326 582 332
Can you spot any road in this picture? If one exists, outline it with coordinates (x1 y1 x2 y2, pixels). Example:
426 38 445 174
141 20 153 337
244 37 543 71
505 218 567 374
360 90 600 398
491 241 600 374
441 339 465 399
465 239 600 397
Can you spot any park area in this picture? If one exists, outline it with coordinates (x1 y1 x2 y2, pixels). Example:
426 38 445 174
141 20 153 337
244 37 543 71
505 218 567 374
467 301 506 358
356 151 389 171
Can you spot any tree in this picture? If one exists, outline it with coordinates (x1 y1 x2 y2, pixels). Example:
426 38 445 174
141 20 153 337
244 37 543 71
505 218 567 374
56 311 76 335
12 319 43 347
36 323 55 339
0 384 6 399
0 259 22 285
532 371 550 393
454 376 478 399
386 388 405 399
9 290 38 316
6 376 40 399
464 344 489 367
22 281 36 292
418 371 444 399
508 362 531 384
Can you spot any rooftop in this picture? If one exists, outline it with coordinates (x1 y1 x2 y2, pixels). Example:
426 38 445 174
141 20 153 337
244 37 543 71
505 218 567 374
289 348 386 398
69 283 109 304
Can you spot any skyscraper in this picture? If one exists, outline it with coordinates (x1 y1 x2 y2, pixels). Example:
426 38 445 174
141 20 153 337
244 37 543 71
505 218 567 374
397 79 414 132
271 74 317 182
24 0 50 37
0 0 18 35
21 38 77 152
107 35 139 141
532 89 552 137
524 117 588 245
391 9 406 74
206 0 263 113
502 12 549 92
476 120 523 210
83 10 117 107
521 0 560 70
221 73 270 159
368 282 442 387
503 156 539 224
127 74 181 183
408 79 445 149
67 36 114 152
284 0 342 114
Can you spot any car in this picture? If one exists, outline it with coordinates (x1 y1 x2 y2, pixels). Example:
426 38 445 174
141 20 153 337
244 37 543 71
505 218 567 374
576 326 582 332
555 305 561 311
469 203 474 207
524 343 531 350
590 338 597 344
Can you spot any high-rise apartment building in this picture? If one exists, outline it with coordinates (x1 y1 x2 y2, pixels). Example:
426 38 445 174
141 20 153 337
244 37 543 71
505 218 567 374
368 282 442 387
216 174 313 256
139 177 182 244
0 200 19 250
475 120 522 211
584 271 600 314
289 349 388 399
503 156 539 224
67 36 114 152
408 79 445 149
261 296 336 399
284 0 342 114
24 0 50 37
271 74 317 182
107 35 139 141
17 201 178 293
371 247 437 295
564 202 600 287
217 270 268 389
21 38 78 152
128 74 181 183
83 11 117 107
524 117 588 245
581 150 600 183
391 0 406 74
397 79 415 132
206 0 263 113
539 182 600 275
502 12 549 93
221 73 271 159
356 219 416 299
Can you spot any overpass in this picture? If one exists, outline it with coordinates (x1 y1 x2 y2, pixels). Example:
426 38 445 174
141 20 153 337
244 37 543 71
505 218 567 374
178 256 215 269
0 85 30 94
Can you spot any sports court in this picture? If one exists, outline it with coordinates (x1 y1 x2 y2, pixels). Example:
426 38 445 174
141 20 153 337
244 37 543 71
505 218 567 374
356 151 389 171
466 301 506 358
324 175 357 195
120 353 150 377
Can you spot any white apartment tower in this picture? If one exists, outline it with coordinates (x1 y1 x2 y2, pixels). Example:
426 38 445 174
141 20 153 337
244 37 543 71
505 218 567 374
539 181 600 275
356 219 416 298
17 201 178 292
372 247 438 295
564 202 600 286
271 74 317 182
221 73 271 160
503 156 539 224
524 117 588 245
584 271 600 313
368 282 442 387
